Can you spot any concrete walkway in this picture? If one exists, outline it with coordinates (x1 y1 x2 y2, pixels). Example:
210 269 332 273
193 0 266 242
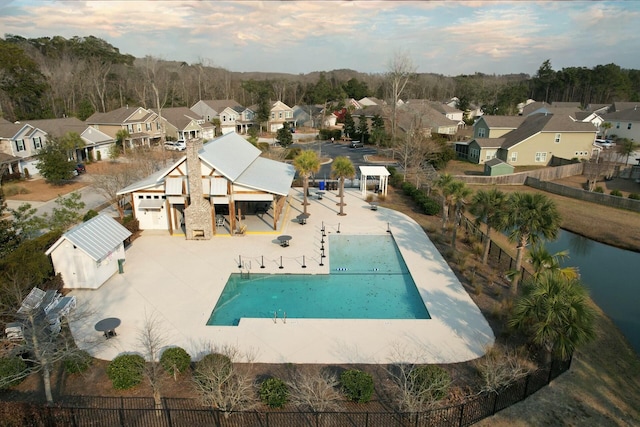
68 188 494 364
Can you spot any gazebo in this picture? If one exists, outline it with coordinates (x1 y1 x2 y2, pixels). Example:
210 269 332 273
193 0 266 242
359 165 390 198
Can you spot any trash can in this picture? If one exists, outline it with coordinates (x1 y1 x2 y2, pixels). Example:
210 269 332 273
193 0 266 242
117 259 125 274
319 181 325 191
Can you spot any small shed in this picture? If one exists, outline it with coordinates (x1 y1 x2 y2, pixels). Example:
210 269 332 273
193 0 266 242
45 214 132 289
484 158 514 176
359 166 390 198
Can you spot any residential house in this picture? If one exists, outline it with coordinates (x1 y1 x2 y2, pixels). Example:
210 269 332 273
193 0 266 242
427 102 465 128
154 107 214 141
0 117 87 177
497 113 597 166
459 113 597 166
86 106 163 150
473 116 525 139
190 99 242 123
80 127 115 162
397 102 459 136
358 97 386 107
116 132 295 238
601 105 640 142
293 105 323 128
264 101 294 132
45 214 132 289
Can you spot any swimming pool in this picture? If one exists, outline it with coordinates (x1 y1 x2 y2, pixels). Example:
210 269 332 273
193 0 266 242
206 234 430 326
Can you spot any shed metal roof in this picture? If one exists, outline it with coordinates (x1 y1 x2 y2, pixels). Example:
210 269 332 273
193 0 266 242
45 214 132 262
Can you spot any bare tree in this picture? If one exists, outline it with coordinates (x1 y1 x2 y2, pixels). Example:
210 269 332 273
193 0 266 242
386 51 416 142
90 163 139 220
137 312 167 409
84 58 112 113
474 345 536 394
286 368 343 413
192 345 259 418
0 283 93 403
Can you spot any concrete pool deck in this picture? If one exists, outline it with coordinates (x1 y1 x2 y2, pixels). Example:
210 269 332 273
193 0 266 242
68 188 494 364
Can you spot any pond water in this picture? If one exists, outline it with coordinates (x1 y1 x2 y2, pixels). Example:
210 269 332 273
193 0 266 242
545 229 640 354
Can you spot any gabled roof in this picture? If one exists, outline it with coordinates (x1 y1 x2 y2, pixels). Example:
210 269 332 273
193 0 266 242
0 152 21 165
397 102 457 130
81 127 114 146
477 115 525 128
0 122 23 138
196 100 241 114
611 102 639 112
602 106 640 121
501 113 595 149
45 214 132 262
86 106 153 125
473 138 505 148
118 133 295 197
485 158 512 168
358 97 385 106
155 107 203 129
20 117 87 138
551 102 582 109
352 105 388 118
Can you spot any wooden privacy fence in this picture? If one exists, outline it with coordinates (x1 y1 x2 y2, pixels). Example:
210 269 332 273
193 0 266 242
0 359 571 427
451 162 584 186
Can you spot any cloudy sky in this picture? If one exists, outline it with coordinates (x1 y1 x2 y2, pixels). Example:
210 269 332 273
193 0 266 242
1 1 639 76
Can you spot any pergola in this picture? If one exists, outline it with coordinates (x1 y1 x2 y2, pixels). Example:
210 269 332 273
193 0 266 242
359 165 390 198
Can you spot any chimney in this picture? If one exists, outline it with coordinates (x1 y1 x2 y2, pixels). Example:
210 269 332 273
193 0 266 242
183 138 213 240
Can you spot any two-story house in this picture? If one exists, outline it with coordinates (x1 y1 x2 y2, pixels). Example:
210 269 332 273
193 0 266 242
86 106 163 150
154 107 214 141
457 115 525 162
0 117 87 177
601 105 640 143
266 101 294 133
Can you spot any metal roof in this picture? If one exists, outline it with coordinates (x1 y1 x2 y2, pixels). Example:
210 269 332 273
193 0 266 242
200 132 262 181
45 214 132 262
235 157 296 196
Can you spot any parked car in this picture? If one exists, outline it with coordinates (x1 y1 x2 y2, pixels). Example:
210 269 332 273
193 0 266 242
350 141 364 148
595 139 615 148
164 140 186 151
75 163 86 174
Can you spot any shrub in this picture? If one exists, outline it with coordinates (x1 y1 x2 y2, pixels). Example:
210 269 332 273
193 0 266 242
340 369 374 403
408 365 450 401
594 186 604 193
96 150 102 161
83 210 99 222
628 193 640 200
0 357 27 388
23 168 30 179
64 350 92 374
160 347 191 379
420 197 440 216
610 189 623 197
260 377 289 408
285 147 302 160
3 185 30 196
107 354 145 390
194 353 232 382
257 142 270 152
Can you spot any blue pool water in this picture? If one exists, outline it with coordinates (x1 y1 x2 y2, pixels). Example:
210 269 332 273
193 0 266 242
207 235 430 326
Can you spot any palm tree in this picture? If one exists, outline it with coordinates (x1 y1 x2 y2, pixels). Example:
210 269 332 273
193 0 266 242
527 244 579 280
509 270 595 363
293 150 320 215
432 173 455 232
331 156 355 216
599 121 612 139
616 138 640 167
503 192 561 296
469 188 508 265
448 181 472 249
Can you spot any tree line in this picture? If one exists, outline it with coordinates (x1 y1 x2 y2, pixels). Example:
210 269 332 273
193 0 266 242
1 34 639 123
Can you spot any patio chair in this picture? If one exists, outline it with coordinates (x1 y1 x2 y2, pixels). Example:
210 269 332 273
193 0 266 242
216 215 225 227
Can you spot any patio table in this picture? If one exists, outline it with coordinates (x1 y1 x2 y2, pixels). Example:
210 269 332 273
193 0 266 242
277 235 292 247
297 213 309 225
95 317 121 339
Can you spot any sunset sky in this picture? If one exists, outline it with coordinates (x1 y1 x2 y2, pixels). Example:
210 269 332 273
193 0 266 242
1 1 639 76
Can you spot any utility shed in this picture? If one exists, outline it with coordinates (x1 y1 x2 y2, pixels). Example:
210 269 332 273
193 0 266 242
45 214 132 289
484 158 514 176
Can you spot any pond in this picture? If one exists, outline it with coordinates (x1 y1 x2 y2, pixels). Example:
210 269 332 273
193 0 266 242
545 229 640 354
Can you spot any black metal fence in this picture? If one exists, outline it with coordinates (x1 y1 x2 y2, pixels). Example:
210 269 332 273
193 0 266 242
0 358 571 427
460 216 532 283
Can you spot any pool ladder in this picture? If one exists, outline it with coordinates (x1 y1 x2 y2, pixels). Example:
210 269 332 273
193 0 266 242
273 310 287 324
240 260 251 279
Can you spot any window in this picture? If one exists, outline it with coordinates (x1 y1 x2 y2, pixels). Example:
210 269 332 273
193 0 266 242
535 152 547 162
278 112 282 119
222 115 226 122
271 113 275 119
286 111 292 118
477 128 486 138
137 124 142 132
128 124 134 133
628 123 632 130
510 152 518 162
157 122 162 130
485 150 496 160
616 122 620 129
146 123 152 131
15 139 25 152
33 137 42 150
554 133 561 143
470 148 479 159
